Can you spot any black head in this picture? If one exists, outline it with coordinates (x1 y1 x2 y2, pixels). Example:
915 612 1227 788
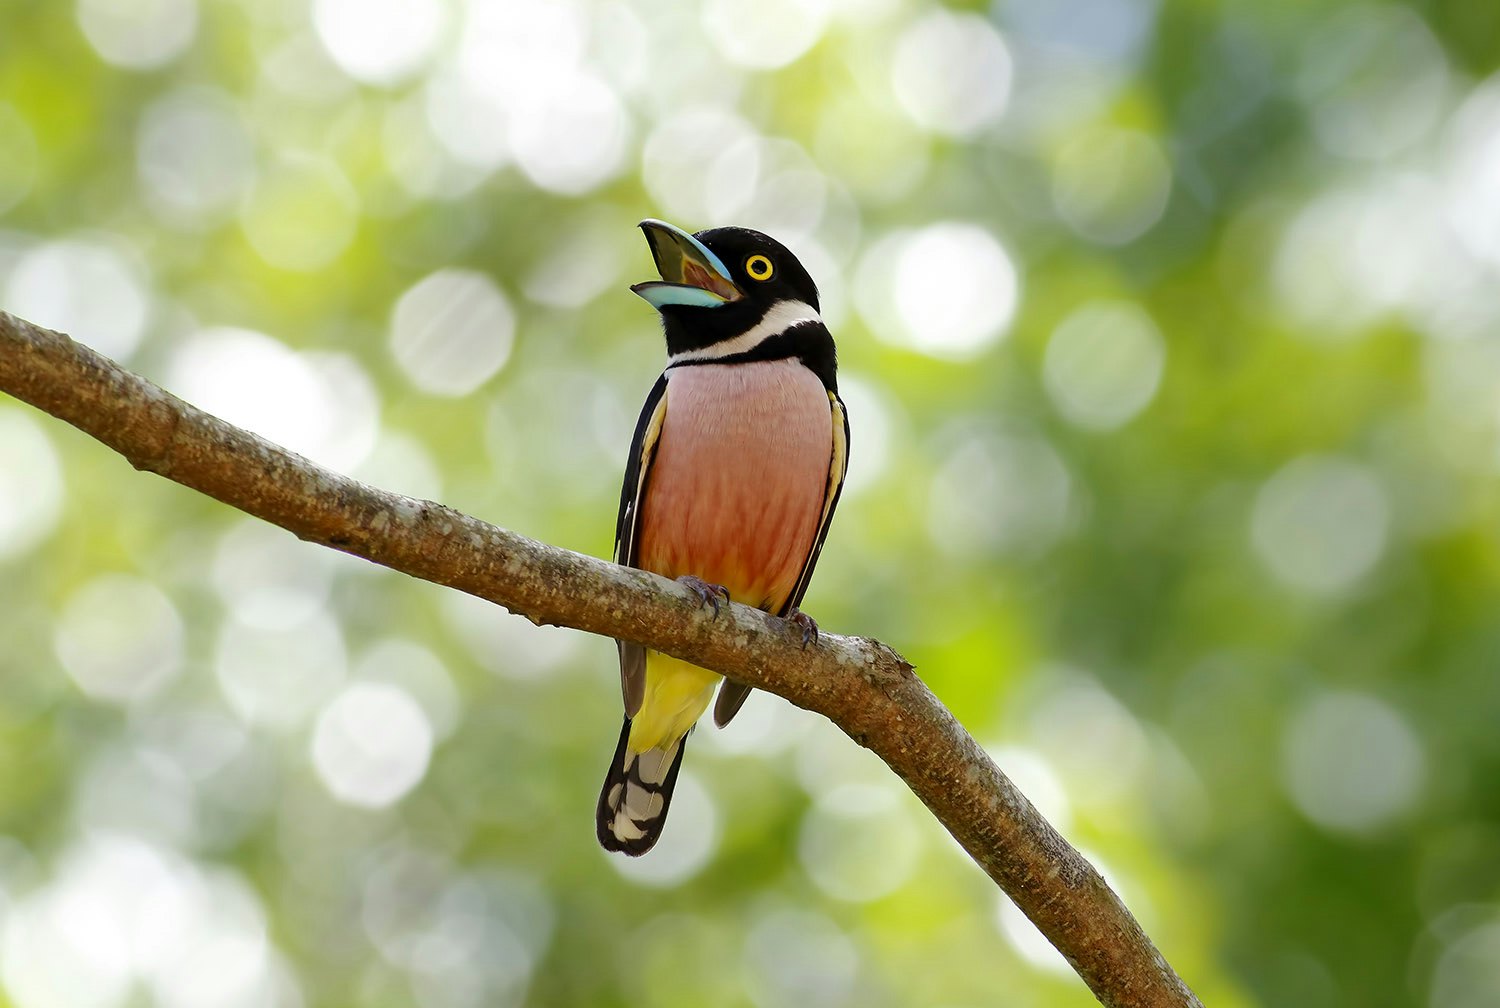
688 226 821 314
631 219 823 358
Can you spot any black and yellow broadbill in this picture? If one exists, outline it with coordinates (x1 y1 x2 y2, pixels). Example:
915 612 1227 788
597 219 850 855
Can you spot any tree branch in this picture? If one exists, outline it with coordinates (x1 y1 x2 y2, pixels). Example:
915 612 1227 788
0 310 1202 1008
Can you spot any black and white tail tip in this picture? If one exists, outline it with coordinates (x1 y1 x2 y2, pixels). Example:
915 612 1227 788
596 717 688 856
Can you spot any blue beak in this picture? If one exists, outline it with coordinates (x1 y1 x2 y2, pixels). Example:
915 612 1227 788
630 219 743 310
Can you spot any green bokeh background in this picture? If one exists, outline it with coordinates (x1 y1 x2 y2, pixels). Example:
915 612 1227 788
3 0 1500 1005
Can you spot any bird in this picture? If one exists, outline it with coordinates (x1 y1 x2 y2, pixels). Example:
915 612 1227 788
597 219 850 856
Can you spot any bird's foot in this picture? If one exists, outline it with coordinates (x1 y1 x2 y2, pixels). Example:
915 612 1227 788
677 575 731 618
785 608 819 649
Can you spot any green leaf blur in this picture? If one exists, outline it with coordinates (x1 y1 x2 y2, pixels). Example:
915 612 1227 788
1 0 1497 1005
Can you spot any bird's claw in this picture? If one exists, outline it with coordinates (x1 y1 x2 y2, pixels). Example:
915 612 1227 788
786 609 819 649
678 575 731 618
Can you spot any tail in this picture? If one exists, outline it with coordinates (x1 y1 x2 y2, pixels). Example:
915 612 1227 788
596 716 689 856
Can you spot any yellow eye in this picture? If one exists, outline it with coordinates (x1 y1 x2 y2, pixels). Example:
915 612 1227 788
745 254 774 281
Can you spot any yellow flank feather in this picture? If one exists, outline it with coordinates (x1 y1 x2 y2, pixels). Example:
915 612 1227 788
627 652 720 753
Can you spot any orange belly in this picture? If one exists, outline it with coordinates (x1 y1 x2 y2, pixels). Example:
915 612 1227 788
637 359 832 613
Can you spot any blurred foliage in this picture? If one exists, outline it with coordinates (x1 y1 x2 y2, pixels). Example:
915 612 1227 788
3 0 1500 1006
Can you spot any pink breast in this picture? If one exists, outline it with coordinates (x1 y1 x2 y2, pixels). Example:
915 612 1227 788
638 360 832 612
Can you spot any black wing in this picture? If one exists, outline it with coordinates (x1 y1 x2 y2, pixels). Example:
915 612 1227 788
614 373 669 717
714 390 850 727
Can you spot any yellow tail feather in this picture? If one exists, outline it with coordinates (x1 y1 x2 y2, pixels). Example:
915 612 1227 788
627 652 719 753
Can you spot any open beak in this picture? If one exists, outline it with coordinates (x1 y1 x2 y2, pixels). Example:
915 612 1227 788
630 219 743 310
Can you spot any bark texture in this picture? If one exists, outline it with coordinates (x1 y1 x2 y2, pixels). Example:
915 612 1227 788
0 310 1203 1008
